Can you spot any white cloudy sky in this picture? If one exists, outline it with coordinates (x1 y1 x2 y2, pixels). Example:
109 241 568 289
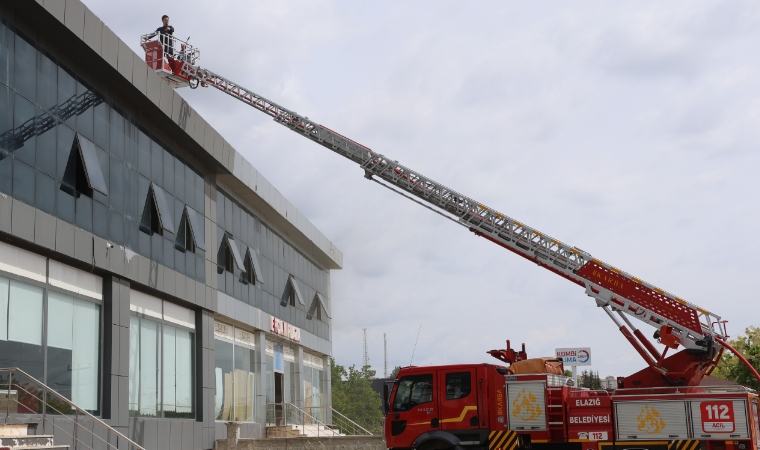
87 1 760 378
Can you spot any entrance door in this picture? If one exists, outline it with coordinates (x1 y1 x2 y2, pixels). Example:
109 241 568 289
385 372 437 449
274 372 284 425
438 368 480 431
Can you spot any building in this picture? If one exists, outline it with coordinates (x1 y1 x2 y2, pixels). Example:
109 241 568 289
0 1 342 448
603 376 617 389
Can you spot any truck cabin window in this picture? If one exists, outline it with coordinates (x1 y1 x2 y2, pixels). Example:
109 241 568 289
393 374 433 411
445 372 472 400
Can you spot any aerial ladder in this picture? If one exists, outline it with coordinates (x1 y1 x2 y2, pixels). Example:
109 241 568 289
141 34 760 389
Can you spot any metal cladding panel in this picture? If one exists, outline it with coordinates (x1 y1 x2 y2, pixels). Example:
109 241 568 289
689 399 750 440
506 382 546 431
615 400 689 440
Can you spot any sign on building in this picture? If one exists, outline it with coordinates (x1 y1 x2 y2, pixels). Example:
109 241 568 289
555 347 592 366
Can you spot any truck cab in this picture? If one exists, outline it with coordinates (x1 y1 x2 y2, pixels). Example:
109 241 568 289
385 364 503 450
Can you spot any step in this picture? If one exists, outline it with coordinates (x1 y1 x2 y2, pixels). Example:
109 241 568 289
10 446 70 450
0 435 54 447
0 424 32 437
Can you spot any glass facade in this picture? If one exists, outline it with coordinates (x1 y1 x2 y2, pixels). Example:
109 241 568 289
128 315 194 418
215 189 330 340
0 275 101 413
0 19 205 283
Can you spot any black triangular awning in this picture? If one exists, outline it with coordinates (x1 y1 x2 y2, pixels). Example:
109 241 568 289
140 182 174 236
280 275 305 307
244 247 263 284
60 133 108 198
307 292 331 320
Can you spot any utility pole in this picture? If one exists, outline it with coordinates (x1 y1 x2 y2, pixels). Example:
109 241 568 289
384 333 388 378
363 328 369 368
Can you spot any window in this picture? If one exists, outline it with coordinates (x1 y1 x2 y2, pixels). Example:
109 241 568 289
175 206 206 254
129 315 194 418
217 234 245 277
242 248 263 286
307 293 330 321
393 374 433 411
47 292 100 412
0 268 101 414
60 133 109 199
139 182 174 237
445 372 472 400
280 275 304 307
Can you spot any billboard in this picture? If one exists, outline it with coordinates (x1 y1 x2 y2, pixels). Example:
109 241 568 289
556 347 591 366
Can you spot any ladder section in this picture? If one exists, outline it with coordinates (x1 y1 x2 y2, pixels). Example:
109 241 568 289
181 65 724 346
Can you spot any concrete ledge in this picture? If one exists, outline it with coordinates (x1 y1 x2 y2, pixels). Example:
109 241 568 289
217 435 385 450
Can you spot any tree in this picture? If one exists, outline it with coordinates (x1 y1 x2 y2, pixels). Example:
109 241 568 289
330 358 384 434
714 326 760 391
389 366 403 379
564 370 573 377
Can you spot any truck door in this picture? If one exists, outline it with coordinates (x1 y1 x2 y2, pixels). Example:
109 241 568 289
386 372 437 449
438 367 480 431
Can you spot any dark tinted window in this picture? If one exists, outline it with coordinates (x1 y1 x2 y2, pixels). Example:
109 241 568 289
445 372 472 400
392 374 433 411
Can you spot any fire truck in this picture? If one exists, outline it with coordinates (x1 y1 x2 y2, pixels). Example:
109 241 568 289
140 32 760 450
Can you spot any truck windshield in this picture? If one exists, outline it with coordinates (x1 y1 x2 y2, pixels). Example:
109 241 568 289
393 374 433 411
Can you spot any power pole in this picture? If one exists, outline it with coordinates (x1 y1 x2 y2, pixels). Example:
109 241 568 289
363 328 369 368
384 333 388 378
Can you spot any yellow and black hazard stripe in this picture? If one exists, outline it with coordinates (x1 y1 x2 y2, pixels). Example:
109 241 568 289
488 430 519 450
668 440 700 450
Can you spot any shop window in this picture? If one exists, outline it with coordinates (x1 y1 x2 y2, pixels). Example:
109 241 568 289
175 206 205 253
139 182 174 237
60 133 109 199
128 314 194 419
280 275 305 307
214 335 256 422
307 293 330 321
242 248 263 286
0 272 101 414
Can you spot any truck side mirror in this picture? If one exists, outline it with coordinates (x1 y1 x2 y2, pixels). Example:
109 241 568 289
383 383 391 415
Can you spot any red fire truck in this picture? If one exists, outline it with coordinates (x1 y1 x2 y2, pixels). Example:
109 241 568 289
382 360 759 450
141 32 760 450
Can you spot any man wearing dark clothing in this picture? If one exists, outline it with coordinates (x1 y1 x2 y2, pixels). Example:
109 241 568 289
154 15 174 56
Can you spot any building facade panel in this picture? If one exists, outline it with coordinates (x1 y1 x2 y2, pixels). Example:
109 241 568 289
0 2 340 448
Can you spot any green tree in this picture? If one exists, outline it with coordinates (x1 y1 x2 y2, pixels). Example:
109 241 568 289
714 326 760 391
564 370 573 377
330 358 384 434
389 366 403 379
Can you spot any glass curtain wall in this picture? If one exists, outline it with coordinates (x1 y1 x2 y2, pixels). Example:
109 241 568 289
214 336 256 421
0 275 101 414
0 18 206 283
128 315 194 418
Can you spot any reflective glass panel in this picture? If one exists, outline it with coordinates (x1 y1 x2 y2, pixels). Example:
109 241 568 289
215 339 233 420
13 33 36 100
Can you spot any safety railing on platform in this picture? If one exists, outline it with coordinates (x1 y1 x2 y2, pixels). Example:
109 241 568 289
0 367 144 450
265 403 372 436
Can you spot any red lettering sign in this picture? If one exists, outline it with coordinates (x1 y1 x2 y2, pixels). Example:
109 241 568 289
700 401 735 433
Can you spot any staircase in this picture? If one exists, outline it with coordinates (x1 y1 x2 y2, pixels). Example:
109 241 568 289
265 403 372 439
0 368 144 450
0 423 67 449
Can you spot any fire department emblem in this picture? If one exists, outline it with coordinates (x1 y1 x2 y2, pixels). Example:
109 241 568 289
637 405 666 434
511 388 542 421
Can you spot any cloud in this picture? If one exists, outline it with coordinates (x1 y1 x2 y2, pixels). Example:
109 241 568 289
85 0 760 378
